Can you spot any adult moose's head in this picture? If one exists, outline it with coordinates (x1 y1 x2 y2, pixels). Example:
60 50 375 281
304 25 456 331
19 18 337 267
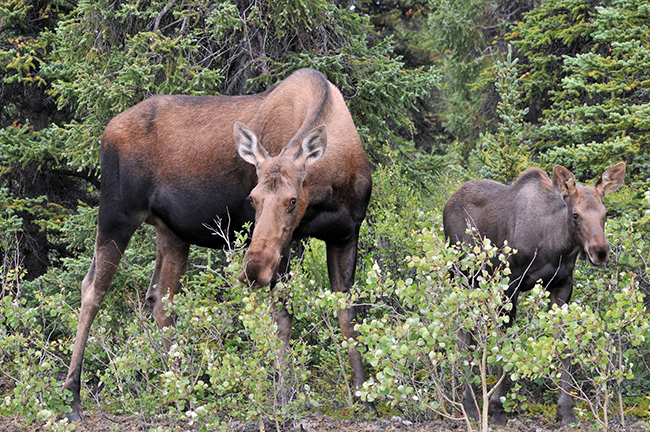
443 162 625 427
62 68 373 422
234 121 327 287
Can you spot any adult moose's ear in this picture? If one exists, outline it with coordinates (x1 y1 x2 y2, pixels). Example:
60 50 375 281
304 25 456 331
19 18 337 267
595 161 626 196
234 122 269 168
294 125 327 169
552 165 576 197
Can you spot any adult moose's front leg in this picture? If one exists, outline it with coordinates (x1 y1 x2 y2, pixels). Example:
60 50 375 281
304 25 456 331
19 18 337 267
64 230 133 422
326 233 375 414
270 244 297 408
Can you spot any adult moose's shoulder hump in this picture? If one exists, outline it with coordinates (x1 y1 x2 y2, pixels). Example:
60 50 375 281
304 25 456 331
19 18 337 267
443 162 626 426
63 68 372 421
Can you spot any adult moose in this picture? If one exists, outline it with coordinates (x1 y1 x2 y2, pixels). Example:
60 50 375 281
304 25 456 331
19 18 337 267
443 162 626 426
63 68 372 421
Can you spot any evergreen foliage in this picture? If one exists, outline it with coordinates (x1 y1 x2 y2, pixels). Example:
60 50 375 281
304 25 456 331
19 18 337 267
513 0 650 193
471 45 531 183
427 0 535 145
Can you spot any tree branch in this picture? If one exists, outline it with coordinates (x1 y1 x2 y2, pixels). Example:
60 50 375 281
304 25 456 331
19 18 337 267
153 0 178 33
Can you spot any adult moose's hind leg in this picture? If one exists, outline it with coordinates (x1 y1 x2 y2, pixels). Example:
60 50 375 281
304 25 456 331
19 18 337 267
326 232 376 414
145 218 190 349
64 226 137 422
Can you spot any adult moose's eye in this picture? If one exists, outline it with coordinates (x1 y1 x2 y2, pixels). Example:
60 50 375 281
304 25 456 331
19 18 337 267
573 213 579 220
247 196 254 207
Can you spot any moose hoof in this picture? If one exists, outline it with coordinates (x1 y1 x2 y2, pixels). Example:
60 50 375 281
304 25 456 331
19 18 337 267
488 399 507 426
489 411 507 427
556 393 576 425
556 407 576 426
361 400 378 416
66 412 84 423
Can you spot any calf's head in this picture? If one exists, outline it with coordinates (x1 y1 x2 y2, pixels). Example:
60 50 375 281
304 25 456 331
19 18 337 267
553 162 626 265
234 122 327 287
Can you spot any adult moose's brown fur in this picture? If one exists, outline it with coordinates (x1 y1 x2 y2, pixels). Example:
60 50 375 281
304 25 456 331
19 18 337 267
63 69 372 421
443 162 626 426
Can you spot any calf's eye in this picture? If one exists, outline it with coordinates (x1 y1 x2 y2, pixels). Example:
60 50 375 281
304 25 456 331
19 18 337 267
290 198 297 206
573 213 579 219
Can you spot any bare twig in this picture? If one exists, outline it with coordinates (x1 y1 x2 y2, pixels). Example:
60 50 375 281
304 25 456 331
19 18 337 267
153 0 178 33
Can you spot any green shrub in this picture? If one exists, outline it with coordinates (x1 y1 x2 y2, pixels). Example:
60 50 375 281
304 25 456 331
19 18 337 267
0 292 74 426
355 213 650 431
356 231 538 431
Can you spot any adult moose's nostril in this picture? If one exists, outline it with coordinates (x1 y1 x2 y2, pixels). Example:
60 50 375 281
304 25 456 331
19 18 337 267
239 247 280 288
587 245 610 266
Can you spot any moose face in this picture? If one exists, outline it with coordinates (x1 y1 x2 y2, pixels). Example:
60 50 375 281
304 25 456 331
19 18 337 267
234 122 327 287
552 163 626 266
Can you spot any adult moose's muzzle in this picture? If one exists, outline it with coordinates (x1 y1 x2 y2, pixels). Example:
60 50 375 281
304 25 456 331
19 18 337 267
238 240 282 287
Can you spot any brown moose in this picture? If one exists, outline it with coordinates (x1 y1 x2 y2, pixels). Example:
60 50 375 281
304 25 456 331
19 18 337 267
443 162 626 426
63 68 372 421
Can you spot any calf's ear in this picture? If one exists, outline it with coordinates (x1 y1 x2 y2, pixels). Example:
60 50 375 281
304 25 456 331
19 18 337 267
552 165 576 197
234 122 269 168
596 162 626 196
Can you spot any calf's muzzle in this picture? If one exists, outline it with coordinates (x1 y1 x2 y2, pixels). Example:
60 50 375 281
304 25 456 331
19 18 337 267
585 236 610 266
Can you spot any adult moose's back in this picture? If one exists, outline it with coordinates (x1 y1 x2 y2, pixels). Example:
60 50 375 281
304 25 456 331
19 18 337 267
443 162 625 426
63 68 372 421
